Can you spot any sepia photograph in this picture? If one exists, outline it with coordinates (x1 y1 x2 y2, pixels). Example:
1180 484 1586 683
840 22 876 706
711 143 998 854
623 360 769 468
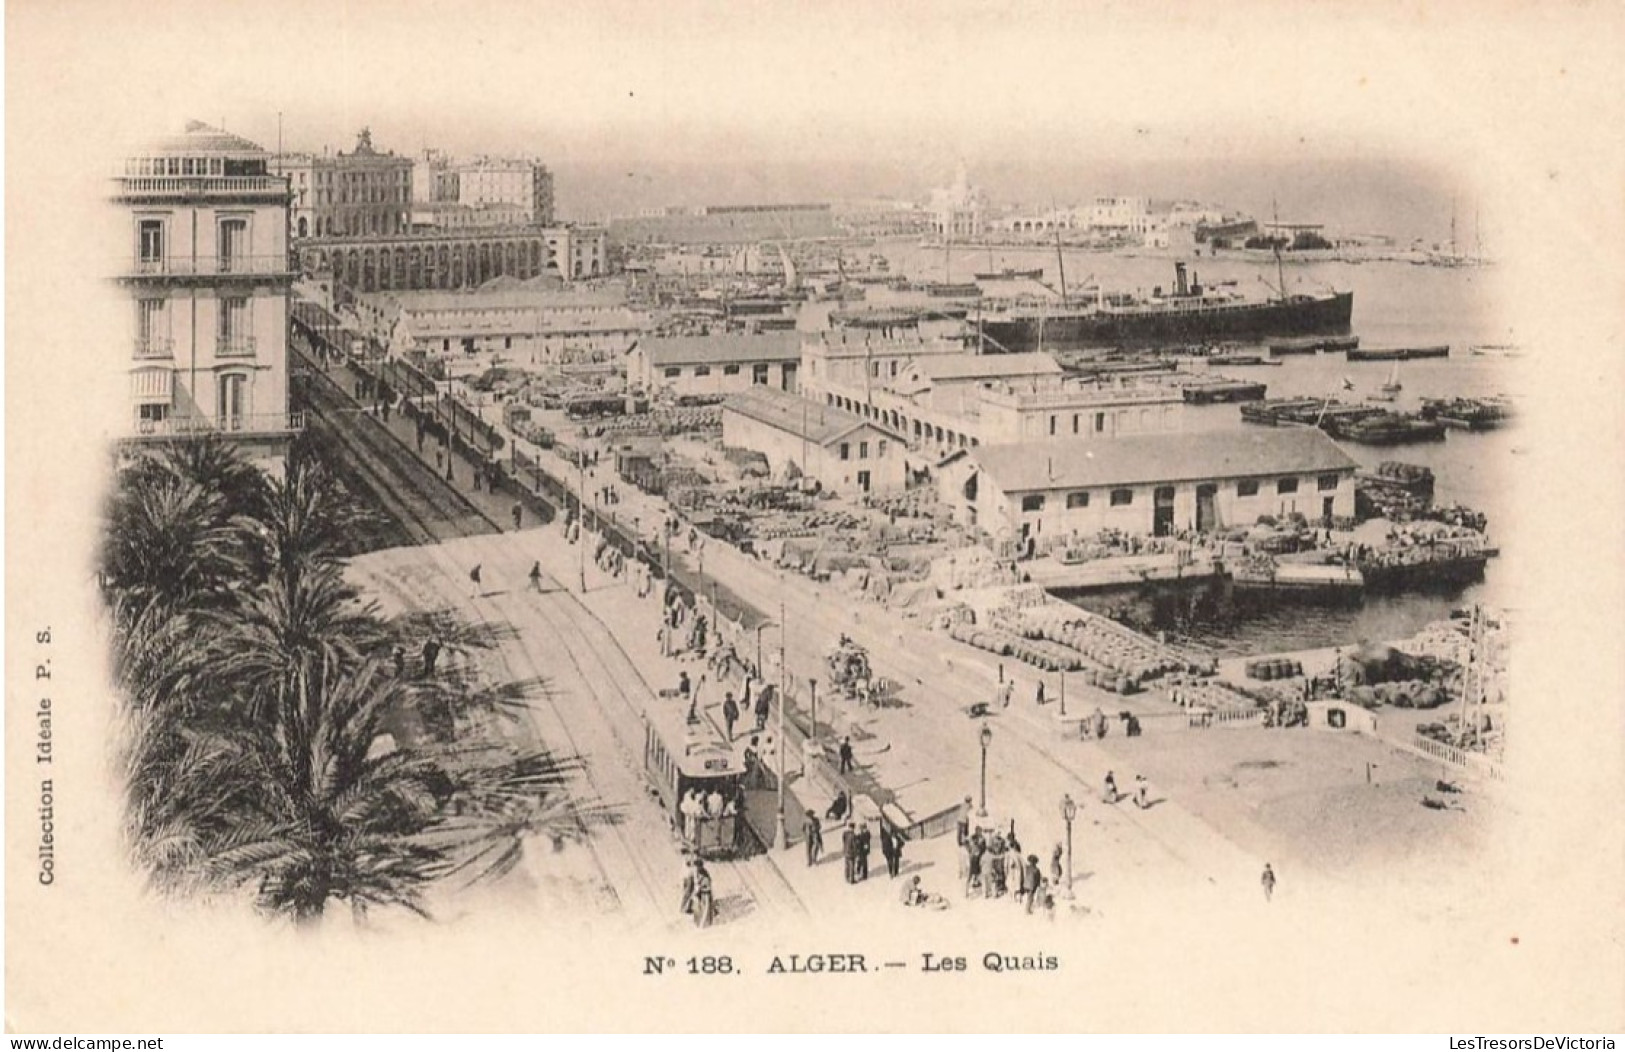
6 0 1623 1037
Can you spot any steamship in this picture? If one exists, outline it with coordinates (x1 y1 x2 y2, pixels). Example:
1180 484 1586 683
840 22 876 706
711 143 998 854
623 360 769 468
975 261 1354 352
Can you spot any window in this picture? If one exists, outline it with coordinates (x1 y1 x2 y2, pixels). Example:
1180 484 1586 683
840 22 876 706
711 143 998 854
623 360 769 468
218 218 247 272
504 337 512 350
1072 414 1080 434
1021 495 1046 512
1066 491 1089 509
693 366 711 377
1277 477 1299 495
664 367 681 378
1317 473 1340 492
877 440 887 458
753 363 770 385
1110 488 1134 507
1049 415 1057 436
218 297 251 356
839 443 850 461
1095 412 1106 433
137 403 169 424
859 441 869 459
218 373 248 428
138 219 164 267
136 299 167 356
723 364 740 376
1238 479 1260 497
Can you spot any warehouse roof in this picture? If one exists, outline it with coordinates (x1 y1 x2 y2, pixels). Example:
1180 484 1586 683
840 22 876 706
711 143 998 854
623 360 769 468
639 331 804 367
913 352 1063 382
964 427 1359 492
723 387 904 446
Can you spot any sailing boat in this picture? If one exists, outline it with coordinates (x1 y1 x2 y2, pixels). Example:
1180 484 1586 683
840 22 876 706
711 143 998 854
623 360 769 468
1373 361 1402 402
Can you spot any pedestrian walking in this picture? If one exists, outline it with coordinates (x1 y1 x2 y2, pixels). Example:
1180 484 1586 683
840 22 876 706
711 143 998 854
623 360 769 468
692 862 715 927
1000 679 1015 709
392 645 406 678
1103 770 1119 804
420 638 441 678
753 684 770 733
677 670 692 700
883 825 904 878
855 822 872 882
966 832 985 898
512 502 523 530
838 736 854 774
1022 854 1043 914
722 692 740 741
1050 844 1064 887
957 797 973 846
1035 680 1046 707
528 561 543 592
1261 863 1276 903
679 857 696 918
468 563 483 599
804 810 823 867
1134 774 1149 809
842 823 857 884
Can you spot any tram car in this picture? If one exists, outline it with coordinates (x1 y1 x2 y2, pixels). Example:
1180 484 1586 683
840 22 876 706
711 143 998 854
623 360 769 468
642 701 751 859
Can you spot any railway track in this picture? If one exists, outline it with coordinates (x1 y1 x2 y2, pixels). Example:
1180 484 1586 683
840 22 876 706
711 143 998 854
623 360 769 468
292 343 499 545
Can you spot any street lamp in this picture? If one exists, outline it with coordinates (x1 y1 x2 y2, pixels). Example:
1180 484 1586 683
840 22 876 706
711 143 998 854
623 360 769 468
1061 793 1078 899
577 453 587 594
1059 670 1067 718
808 676 819 754
977 722 993 817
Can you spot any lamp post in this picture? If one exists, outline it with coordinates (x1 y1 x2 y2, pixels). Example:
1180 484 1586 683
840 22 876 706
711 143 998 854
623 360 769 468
808 676 819 755
755 623 766 678
1061 793 1077 899
1059 670 1067 718
977 723 993 817
774 603 789 851
577 453 586 594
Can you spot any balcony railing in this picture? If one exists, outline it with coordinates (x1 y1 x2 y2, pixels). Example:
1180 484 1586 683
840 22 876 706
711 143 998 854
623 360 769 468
216 335 257 358
128 411 305 440
129 255 291 278
133 335 174 359
114 175 289 197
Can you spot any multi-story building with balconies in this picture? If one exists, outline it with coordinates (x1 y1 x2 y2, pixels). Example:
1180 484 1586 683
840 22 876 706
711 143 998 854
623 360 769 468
275 128 414 240
113 121 300 465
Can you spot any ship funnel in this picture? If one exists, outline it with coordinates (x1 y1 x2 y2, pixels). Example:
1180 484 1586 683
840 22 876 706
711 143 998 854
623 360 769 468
1175 262 1189 297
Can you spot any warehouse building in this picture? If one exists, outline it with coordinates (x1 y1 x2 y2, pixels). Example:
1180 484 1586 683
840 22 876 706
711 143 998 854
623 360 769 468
628 332 803 399
721 387 906 497
937 428 1359 542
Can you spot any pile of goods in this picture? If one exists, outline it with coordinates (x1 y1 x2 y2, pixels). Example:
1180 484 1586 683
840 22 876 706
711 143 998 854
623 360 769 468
1244 657 1304 681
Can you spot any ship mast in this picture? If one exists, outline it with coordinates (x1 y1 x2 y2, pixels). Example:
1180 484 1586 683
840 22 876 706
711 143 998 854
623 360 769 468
1053 202 1068 301
1272 197 1287 303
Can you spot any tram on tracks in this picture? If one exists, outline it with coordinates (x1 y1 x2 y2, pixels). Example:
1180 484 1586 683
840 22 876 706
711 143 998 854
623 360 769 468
642 695 754 860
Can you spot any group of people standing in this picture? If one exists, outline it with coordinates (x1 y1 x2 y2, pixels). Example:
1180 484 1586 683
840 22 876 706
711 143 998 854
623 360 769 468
832 818 906 884
956 806 1058 917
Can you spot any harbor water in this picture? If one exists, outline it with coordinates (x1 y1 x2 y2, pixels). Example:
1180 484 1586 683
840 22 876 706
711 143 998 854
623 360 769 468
866 244 1519 655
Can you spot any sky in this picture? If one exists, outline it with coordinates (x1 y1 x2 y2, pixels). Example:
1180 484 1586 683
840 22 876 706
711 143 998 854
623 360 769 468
16 0 1607 246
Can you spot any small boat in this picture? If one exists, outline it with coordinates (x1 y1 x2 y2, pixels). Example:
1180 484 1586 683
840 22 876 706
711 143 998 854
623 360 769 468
1346 344 1450 362
1327 412 1447 445
973 268 1045 282
1371 362 1402 402
1319 334 1361 352
1207 352 1280 367
1419 396 1514 430
1268 336 1323 355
